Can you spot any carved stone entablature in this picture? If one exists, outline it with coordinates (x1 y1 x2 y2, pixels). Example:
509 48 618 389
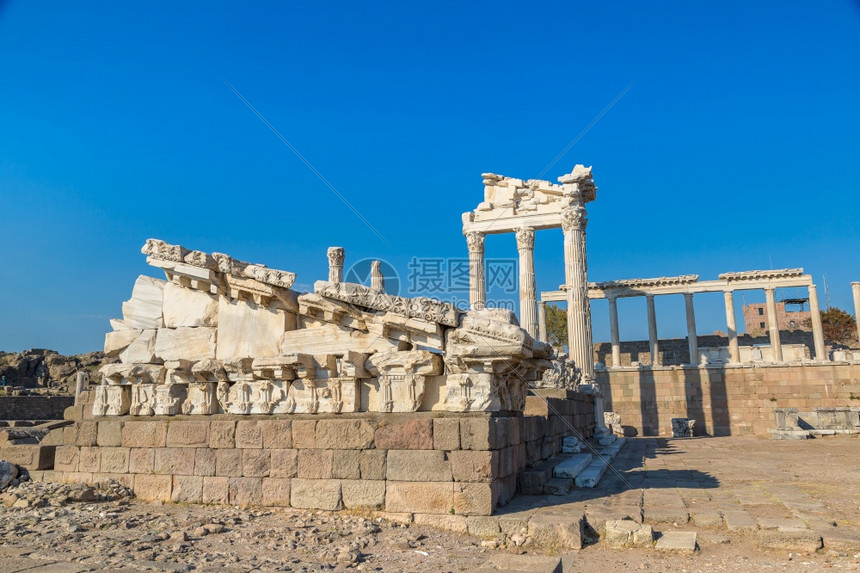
365 350 443 413
536 353 581 390
93 385 131 417
591 275 700 290
153 383 188 416
446 308 550 360
244 264 296 289
314 280 460 327
298 293 368 331
100 363 166 386
719 268 804 282
557 165 597 204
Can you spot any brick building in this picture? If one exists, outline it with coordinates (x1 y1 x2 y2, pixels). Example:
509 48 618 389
743 299 811 335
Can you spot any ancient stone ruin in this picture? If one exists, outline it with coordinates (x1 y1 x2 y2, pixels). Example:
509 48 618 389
96 238 553 419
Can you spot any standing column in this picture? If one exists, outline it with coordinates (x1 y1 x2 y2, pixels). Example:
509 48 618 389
852 282 860 345
515 226 538 338
684 293 699 365
75 371 86 405
537 301 548 343
561 206 593 380
764 287 783 362
327 247 344 282
723 290 740 364
370 260 385 291
608 295 621 368
465 231 486 310
646 294 659 365
807 284 827 361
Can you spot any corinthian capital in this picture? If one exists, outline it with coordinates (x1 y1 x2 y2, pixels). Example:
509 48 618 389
515 226 535 250
561 206 587 232
327 247 345 267
465 231 485 254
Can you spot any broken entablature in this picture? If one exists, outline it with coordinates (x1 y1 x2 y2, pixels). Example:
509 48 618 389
95 239 551 417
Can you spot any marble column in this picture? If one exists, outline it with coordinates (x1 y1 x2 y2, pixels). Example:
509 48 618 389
327 247 344 283
516 226 538 338
465 231 486 310
852 282 860 345
75 371 86 405
764 287 783 362
370 260 385 292
723 290 740 364
561 206 593 381
684 293 699 365
807 284 827 361
646 295 659 366
538 301 547 343
608 295 621 368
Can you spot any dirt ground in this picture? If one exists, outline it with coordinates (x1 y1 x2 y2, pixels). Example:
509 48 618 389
0 435 858 572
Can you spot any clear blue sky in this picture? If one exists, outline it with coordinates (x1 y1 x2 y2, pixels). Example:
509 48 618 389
1 1 858 355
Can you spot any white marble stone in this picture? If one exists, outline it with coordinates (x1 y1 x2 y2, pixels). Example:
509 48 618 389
121 275 165 329
216 298 287 360
104 329 142 357
119 329 158 364
162 281 219 328
155 327 216 362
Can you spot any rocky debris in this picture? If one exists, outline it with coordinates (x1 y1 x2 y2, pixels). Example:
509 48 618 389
0 477 132 508
0 349 114 392
0 460 18 490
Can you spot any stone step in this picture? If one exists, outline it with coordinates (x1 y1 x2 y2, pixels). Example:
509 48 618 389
543 477 572 496
552 453 592 479
574 438 627 489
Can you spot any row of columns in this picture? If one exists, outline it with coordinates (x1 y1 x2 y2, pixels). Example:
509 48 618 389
597 285 828 368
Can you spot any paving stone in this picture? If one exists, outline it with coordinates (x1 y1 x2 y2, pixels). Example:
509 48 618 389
821 530 860 552
655 530 697 553
724 510 758 531
476 553 562 573
756 517 808 532
644 506 690 524
691 510 723 528
757 530 823 552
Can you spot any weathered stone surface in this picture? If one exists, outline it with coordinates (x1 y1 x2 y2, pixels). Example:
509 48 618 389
104 329 142 357
261 477 291 506
216 299 286 360
261 420 292 449
315 419 374 449
341 479 386 509
413 513 468 534
99 447 130 473
155 327 216 362
757 530 822 552
134 474 172 502
453 482 497 516
331 449 361 479
605 519 653 548
291 420 316 449
154 448 195 475
119 329 158 364
209 421 236 449
449 450 497 482
360 449 387 480
96 420 123 447
297 449 333 479
386 481 453 514
162 282 218 328
235 421 263 449
466 516 501 538
128 448 154 473
242 449 271 477
172 475 203 503
477 553 563 573
121 275 165 330
202 476 229 504
434 418 460 450
374 419 433 450
291 478 342 510
166 421 210 447
215 449 242 476
387 450 452 482
228 477 263 507
656 531 697 553
194 448 216 476
528 513 584 550
460 417 495 450
54 446 79 472
269 448 298 478
552 454 592 479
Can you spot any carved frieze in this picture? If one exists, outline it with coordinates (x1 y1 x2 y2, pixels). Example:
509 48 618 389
314 281 460 327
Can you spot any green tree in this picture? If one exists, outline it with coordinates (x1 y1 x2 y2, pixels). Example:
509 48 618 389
818 307 857 345
545 304 568 349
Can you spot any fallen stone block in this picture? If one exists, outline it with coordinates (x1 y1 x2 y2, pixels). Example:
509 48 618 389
605 519 653 548
552 454 591 479
528 512 585 551
757 530 822 552
476 553 563 573
655 531 697 553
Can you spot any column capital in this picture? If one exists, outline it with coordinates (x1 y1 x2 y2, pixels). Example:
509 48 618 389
764 286 775 295
326 246 344 267
465 231 485 254
560 206 587 232
646 293 655 301
515 226 535 250
683 292 694 301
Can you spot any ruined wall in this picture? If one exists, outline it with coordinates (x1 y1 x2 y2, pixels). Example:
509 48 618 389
31 390 593 518
598 362 860 437
0 396 76 421
594 331 819 367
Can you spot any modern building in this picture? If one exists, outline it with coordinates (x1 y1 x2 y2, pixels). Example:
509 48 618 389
743 298 811 335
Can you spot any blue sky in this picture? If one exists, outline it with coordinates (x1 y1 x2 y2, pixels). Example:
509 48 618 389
1 1 858 355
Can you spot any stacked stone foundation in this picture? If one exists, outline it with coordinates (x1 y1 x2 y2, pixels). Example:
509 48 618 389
32 391 594 517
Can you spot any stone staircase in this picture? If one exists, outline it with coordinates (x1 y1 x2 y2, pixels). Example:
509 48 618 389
517 434 627 496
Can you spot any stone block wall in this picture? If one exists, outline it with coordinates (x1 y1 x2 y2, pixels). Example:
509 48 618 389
0 396 76 421
36 393 593 517
599 363 860 437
